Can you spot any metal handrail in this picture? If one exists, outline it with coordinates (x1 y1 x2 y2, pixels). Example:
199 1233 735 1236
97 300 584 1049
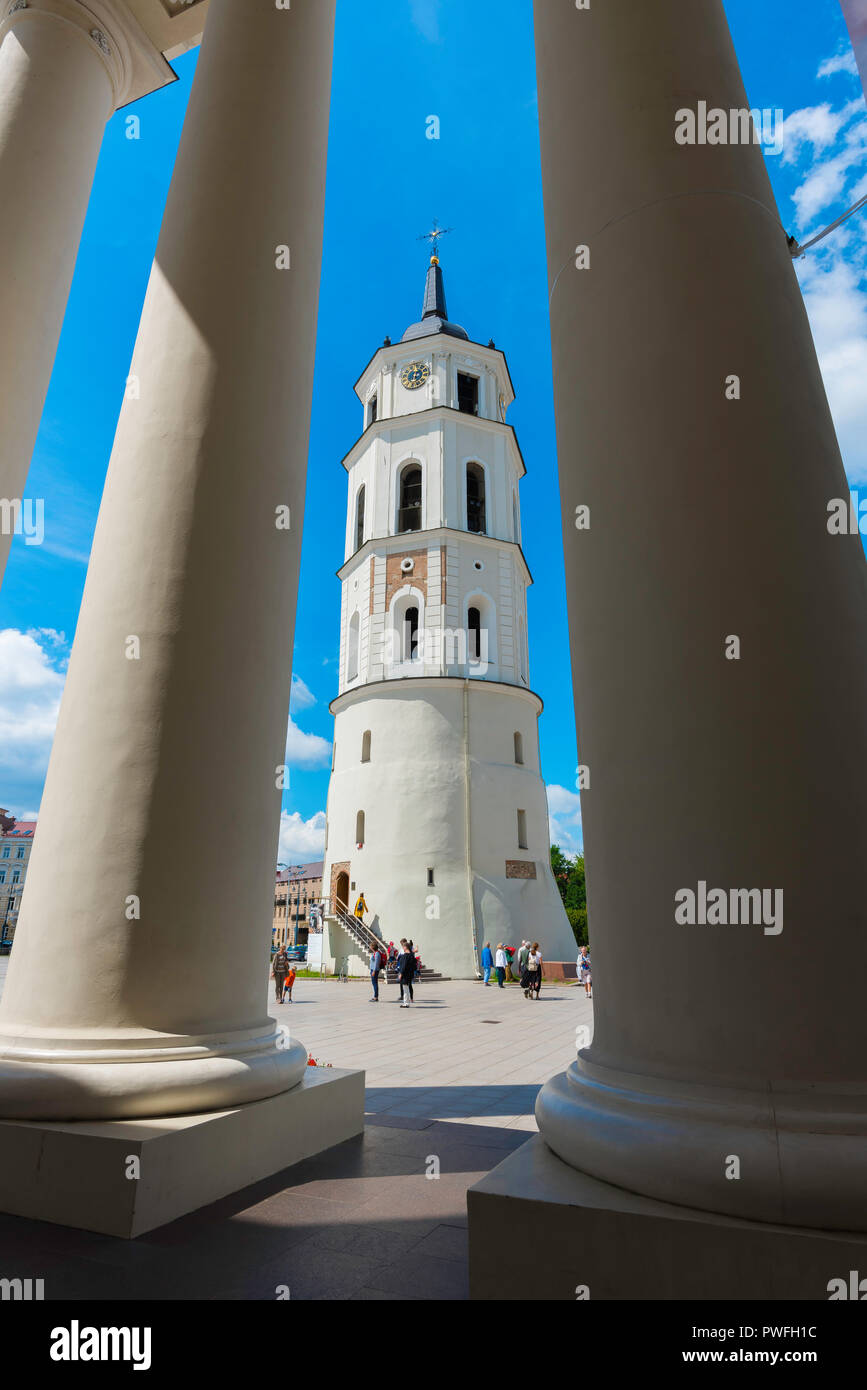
333 903 382 958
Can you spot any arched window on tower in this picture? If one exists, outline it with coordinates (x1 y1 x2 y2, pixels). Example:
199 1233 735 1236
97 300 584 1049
398 464 422 533
405 606 420 662
514 731 524 765
466 463 486 534
356 810 365 847
355 485 366 552
347 612 360 682
468 606 482 663
361 730 371 763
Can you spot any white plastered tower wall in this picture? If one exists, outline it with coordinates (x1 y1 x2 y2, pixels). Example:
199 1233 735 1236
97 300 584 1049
322 253 576 978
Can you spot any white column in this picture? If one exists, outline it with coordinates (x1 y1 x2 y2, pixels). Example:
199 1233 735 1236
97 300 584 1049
0 0 137 586
0 0 335 1120
534 0 867 1232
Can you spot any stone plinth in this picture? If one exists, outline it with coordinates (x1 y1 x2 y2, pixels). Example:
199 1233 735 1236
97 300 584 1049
0 1066 364 1239
468 1135 867 1301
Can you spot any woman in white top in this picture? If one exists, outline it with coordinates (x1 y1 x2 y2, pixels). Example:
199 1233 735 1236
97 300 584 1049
495 944 507 989
578 945 592 997
527 942 543 999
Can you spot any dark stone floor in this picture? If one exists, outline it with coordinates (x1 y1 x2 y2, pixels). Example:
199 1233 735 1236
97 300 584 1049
0 1117 531 1301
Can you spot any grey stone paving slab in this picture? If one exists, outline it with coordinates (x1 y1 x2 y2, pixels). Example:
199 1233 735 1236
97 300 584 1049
0 976 591 1300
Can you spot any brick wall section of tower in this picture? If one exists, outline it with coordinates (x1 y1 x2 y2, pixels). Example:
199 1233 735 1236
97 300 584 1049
385 549 428 605
506 860 537 879
329 861 351 911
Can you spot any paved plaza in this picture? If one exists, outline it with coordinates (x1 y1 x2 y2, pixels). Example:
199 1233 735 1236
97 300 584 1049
0 964 591 1300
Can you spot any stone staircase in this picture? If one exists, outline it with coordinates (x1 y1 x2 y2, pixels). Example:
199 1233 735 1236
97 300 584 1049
331 905 447 981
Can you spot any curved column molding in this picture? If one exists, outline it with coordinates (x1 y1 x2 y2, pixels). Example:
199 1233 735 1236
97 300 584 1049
0 0 335 1121
0 0 170 110
533 0 867 1235
538 1060 867 1234
0 1029 308 1121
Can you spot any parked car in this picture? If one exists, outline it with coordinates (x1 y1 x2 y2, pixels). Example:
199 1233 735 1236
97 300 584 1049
285 945 308 963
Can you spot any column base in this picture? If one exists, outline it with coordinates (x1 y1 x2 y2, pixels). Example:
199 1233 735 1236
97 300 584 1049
537 1059 867 1231
0 1065 365 1238
468 1134 867 1300
0 1023 308 1120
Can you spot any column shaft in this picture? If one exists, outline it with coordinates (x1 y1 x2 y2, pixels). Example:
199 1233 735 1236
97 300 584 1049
534 0 867 1230
0 0 335 1118
0 2 114 584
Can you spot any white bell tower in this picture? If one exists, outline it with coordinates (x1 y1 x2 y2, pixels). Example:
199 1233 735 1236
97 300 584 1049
322 239 576 978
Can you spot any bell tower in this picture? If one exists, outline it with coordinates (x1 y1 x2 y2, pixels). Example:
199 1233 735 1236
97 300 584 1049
322 236 576 978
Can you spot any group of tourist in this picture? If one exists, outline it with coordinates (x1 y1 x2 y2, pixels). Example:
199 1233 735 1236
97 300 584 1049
480 940 544 996
369 938 420 1007
478 940 592 998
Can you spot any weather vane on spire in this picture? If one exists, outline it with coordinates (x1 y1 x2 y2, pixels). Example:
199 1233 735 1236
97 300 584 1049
418 219 454 263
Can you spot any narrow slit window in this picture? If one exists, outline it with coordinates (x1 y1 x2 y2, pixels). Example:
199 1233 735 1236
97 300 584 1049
355 485 366 551
517 809 528 850
361 730 372 763
514 732 524 765
356 811 365 847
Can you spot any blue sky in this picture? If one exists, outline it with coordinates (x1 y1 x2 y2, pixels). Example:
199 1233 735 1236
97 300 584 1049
1 0 865 861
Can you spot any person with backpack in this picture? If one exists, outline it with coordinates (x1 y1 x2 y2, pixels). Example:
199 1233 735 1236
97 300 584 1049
397 938 415 1008
527 942 543 999
369 944 385 1001
272 946 290 1003
354 891 368 922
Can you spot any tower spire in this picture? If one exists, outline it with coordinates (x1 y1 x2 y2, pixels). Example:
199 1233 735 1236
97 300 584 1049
402 221 468 343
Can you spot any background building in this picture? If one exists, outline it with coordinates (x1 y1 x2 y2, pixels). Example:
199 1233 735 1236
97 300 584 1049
0 812 36 950
321 250 577 979
272 862 324 950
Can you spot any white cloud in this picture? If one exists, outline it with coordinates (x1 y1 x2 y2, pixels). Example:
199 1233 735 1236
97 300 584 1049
278 809 326 863
285 718 332 768
798 252 867 484
782 100 864 170
289 674 316 713
0 629 66 780
409 0 441 43
546 783 583 856
818 49 859 80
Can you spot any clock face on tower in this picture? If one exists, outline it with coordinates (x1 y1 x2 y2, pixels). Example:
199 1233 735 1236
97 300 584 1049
400 362 430 391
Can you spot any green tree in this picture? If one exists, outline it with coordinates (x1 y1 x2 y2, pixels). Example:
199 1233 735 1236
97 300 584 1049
551 845 588 947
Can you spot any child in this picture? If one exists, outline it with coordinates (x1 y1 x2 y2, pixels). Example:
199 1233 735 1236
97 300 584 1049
283 966 297 1003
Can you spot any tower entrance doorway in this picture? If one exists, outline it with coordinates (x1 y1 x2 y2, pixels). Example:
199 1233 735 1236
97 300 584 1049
336 872 349 913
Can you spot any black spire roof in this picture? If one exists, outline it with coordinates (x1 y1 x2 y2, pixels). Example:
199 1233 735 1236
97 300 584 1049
401 257 469 343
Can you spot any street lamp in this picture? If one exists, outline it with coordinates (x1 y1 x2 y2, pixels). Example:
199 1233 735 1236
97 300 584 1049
277 863 303 948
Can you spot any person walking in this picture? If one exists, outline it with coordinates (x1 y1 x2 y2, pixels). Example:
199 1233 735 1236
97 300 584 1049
578 944 592 997
517 940 530 989
397 938 415 1008
527 942 543 999
495 943 507 989
480 941 493 985
272 946 289 1004
369 943 384 1001
354 891 368 922
283 966 297 1004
